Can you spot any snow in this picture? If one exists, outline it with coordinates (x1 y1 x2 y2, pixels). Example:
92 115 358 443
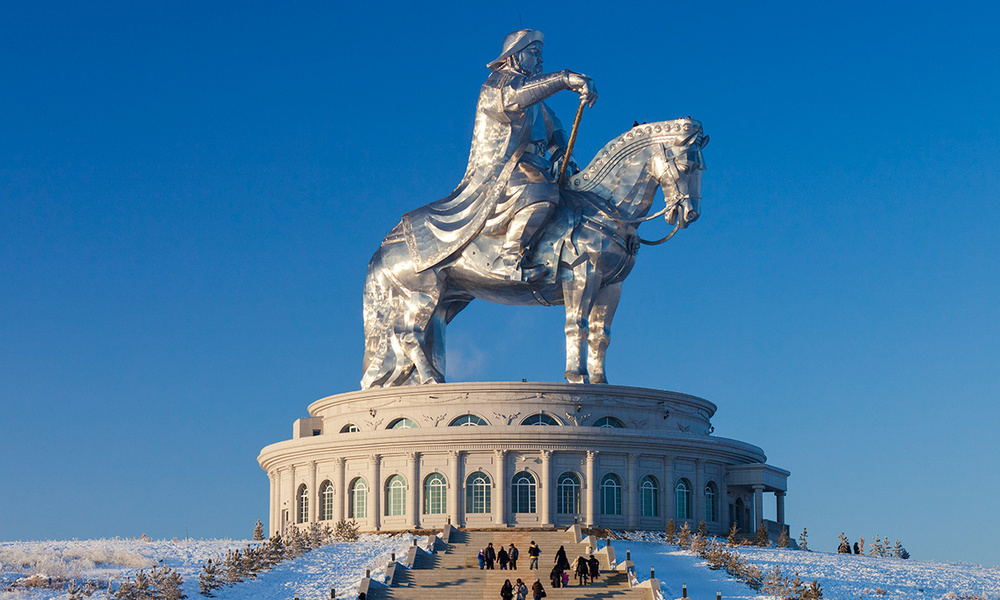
3 532 999 600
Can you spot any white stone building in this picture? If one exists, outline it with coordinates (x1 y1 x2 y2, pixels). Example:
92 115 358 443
258 382 789 536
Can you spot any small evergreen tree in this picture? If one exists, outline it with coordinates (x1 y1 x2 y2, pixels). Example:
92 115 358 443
754 522 769 546
677 521 692 549
893 539 910 559
66 580 84 600
696 520 708 537
803 579 824 599
333 519 360 542
777 526 790 548
727 522 740 546
798 527 809 551
664 519 677 544
253 520 265 541
858 536 865 555
199 558 222 597
870 534 881 557
837 532 851 554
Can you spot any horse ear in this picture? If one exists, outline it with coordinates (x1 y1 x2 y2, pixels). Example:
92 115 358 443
633 121 639 127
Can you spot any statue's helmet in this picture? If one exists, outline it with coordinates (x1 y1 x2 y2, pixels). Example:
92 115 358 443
487 29 544 71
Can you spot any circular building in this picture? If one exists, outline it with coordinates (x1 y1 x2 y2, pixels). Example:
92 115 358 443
258 382 789 537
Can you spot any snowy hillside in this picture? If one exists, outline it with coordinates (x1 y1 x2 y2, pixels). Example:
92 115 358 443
2 533 999 600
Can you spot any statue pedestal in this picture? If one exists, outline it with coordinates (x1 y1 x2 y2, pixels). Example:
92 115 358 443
258 382 788 536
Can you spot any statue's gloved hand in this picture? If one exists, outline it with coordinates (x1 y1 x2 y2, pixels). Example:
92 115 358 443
567 72 598 108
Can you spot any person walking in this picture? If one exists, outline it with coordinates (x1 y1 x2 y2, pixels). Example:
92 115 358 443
531 579 545 600
554 545 570 572
479 548 486 569
501 579 514 600
516 578 528 600
575 556 589 585
509 543 519 570
528 541 540 570
498 546 510 570
485 543 497 570
587 554 600 581
549 565 561 588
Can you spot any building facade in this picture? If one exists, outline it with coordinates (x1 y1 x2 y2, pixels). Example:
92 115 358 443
258 382 789 536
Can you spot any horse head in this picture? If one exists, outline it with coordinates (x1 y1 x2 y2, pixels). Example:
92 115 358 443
652 122 708 230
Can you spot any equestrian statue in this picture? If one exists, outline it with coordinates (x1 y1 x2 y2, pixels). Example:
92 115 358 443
361 29 707 389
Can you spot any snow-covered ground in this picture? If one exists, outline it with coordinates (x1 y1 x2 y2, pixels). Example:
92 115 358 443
3 533 999 600
0 534 416 600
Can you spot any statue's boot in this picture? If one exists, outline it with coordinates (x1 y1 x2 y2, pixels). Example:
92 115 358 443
497 203 553 282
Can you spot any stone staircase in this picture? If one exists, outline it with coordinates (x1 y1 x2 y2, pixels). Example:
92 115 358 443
366 527 658 600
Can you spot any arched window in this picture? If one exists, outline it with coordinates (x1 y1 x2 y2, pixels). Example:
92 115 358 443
705 482 718 522
449 414 488 426
593 416 625 428
388 418 417 429
600 474 622 515
348 477 367 519
640 475 659 517
385 475 406 516
340 423 360 433
557 473 581 514
320 480 335 521
675 478 691 520
423 473 447 514
466 472 492 514
521 414 559 426
511 472 537 513
297 484 309 523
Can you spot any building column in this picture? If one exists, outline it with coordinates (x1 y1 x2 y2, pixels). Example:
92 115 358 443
719 469 730 533
626 453 638 528
334 457 346 523
287 465 297 529
308 461 318 524
693 459 704 526
664 456 675 521
494 450 507 526
753 485 764 532
540 450 552 526
369 454 381 531
585 451 597 527
449 450 462 526
407 452 420 529
775 491 785 524
268 470 277 535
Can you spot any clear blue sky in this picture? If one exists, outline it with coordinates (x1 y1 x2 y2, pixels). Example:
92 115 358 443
2 1 998 565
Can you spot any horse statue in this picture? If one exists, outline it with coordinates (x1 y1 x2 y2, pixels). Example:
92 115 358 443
361 118 707 388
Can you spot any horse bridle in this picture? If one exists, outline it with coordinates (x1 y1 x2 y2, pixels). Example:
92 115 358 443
583 137 701 246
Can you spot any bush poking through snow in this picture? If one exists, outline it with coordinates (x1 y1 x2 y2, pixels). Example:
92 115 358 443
777 526 790 548
677 522 692 549
798 527 809 551
664 519 677 544
333 519 361 542
112 564 186 600
755 522 770 547
253 520 265 541
727 523 740 546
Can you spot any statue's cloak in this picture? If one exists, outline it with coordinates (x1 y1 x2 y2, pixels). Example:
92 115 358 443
401 70 539 272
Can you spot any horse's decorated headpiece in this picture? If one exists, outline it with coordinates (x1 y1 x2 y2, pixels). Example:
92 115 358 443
487 29 544 71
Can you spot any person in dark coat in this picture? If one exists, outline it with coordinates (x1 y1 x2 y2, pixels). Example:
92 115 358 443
531 579 544 600
575 556 589 585
485 543 497 570
528 541 540 570
501 579 514 600
853 541 860 555
554 546 570 571
498 547 510 570
549 565 562 588
509 543 519 570
587 554 600 580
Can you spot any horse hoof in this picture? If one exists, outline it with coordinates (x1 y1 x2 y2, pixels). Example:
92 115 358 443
564 371 587 384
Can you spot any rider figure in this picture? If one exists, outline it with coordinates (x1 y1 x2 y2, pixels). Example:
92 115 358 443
400 30 597 281
486 30 598 280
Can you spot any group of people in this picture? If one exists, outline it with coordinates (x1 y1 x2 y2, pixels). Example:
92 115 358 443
491 542 602 600
548 545 600 588
477 541 522 570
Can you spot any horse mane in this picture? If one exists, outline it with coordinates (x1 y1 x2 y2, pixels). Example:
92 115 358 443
567 118 703 193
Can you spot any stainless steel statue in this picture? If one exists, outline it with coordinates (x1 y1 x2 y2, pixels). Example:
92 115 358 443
362 30 707 388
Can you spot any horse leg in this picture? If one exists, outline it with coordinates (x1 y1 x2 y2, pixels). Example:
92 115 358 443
587 282 622 384
426 297 473 380
394 281 446 385
561 260 600 384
